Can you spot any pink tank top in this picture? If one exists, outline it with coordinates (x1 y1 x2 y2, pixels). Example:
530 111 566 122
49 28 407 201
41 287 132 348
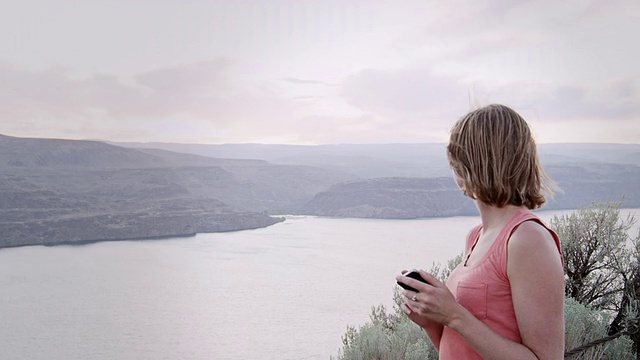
438 209 562 359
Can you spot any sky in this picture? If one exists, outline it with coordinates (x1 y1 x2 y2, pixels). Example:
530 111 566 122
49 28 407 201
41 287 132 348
0 0 638 144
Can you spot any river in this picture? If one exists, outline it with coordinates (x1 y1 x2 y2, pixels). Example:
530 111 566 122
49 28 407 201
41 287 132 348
1 208 638 360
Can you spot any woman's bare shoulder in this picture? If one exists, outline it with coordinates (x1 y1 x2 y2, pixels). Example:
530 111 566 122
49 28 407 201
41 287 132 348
508 220 562 269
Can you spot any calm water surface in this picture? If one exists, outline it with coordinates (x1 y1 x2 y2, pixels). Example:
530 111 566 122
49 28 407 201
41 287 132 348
1 209 638 360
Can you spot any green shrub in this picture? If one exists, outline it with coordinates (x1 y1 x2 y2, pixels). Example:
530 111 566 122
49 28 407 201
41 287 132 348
564 297 633 359
332 294 437 360
332 258 459 360
335 283 635 359
334 294 634 360
551 201 636 311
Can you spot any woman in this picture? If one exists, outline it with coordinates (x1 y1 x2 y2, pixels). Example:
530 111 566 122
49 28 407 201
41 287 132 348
396 104 565 359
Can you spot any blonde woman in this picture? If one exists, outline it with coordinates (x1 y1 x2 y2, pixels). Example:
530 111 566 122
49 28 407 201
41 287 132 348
397 104 565 359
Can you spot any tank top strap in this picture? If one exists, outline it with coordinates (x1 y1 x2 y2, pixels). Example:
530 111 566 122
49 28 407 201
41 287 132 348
465 225 483 255
493 209 563 279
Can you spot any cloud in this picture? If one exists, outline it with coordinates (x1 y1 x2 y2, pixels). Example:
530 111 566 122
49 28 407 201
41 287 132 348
334 61 640 145
0 63 146 120
1 55 638 145
0 59 307 141
390 1 639 90
477 80 640 122
258 113 447 144
0 59 238 118
0 58 455 144
279 77 337 86
291 96 325 102
341 67 470 117
1 0 638 146
136 59 232 96
392 0 533 57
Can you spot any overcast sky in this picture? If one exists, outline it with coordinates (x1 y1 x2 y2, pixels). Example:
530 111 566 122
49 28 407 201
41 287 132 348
0 0 638 144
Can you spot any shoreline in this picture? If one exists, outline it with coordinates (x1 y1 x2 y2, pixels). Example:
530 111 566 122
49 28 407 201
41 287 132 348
3 207 637 250
0 216 286 250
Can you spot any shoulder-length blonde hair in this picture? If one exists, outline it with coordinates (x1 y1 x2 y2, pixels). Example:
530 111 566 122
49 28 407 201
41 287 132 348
447 104 552 210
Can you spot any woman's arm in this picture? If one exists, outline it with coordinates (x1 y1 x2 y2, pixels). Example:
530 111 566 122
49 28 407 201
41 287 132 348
399 270 444 349
506 221 565 358
398 227 476 350
397 222 564 359
402 303 444 349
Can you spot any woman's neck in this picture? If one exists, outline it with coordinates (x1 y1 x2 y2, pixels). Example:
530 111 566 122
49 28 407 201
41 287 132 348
476 203 527 230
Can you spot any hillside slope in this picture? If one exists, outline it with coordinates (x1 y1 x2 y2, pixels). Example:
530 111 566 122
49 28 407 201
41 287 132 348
300 164 640 219
0 135 355 247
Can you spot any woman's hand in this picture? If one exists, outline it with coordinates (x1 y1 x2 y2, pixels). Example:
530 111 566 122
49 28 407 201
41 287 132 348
396 269 464 327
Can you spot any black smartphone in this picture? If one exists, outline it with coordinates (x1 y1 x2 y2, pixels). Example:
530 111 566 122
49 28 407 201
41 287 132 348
397 269 428 292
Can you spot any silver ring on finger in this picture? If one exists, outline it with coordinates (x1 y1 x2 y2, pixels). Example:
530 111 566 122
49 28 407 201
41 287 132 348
411 295 418 302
